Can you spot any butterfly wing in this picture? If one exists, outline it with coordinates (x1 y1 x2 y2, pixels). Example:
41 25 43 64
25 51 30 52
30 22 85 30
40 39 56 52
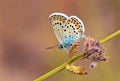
49 13 68 44
61 16 85 48
49 12 85 49
65 16 85 39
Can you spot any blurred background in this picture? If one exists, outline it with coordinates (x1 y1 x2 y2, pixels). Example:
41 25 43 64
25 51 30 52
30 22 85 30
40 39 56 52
0 0 120 81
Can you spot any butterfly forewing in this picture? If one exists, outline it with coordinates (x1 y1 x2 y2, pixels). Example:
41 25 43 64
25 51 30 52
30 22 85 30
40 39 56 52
49 13 68 44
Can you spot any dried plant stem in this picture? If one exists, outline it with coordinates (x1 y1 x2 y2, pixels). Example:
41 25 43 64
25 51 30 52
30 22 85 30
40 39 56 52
34 30 120 81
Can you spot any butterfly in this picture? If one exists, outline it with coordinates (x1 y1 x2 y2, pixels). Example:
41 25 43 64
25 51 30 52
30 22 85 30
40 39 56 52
49 12 85 50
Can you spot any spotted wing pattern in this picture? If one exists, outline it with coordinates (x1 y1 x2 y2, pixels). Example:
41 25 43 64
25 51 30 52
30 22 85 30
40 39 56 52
63 16 85 42
49 13 68 44
49 12 85 49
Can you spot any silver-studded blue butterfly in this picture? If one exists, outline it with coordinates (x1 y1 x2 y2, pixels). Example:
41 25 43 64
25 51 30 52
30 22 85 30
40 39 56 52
49 12 85 49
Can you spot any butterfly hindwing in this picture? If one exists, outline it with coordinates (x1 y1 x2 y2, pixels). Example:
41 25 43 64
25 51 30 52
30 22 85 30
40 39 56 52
66 16 85 38
62 16 85 48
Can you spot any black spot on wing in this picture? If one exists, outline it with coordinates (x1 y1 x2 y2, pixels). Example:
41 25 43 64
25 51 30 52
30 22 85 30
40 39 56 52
59 23 62 25
76 32 78 34
73 28 75 30
67 26 69 28
65 36 67 38
64 29 66 32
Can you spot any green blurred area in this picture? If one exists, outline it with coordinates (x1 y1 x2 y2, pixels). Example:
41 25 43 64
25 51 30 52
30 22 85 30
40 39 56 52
0 0 120 81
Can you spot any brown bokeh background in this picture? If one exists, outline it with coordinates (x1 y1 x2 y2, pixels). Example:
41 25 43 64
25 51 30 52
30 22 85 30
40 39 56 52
0 0 120 81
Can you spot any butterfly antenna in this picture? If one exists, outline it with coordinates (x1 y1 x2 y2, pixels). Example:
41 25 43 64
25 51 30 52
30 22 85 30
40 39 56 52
46 44 59 49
